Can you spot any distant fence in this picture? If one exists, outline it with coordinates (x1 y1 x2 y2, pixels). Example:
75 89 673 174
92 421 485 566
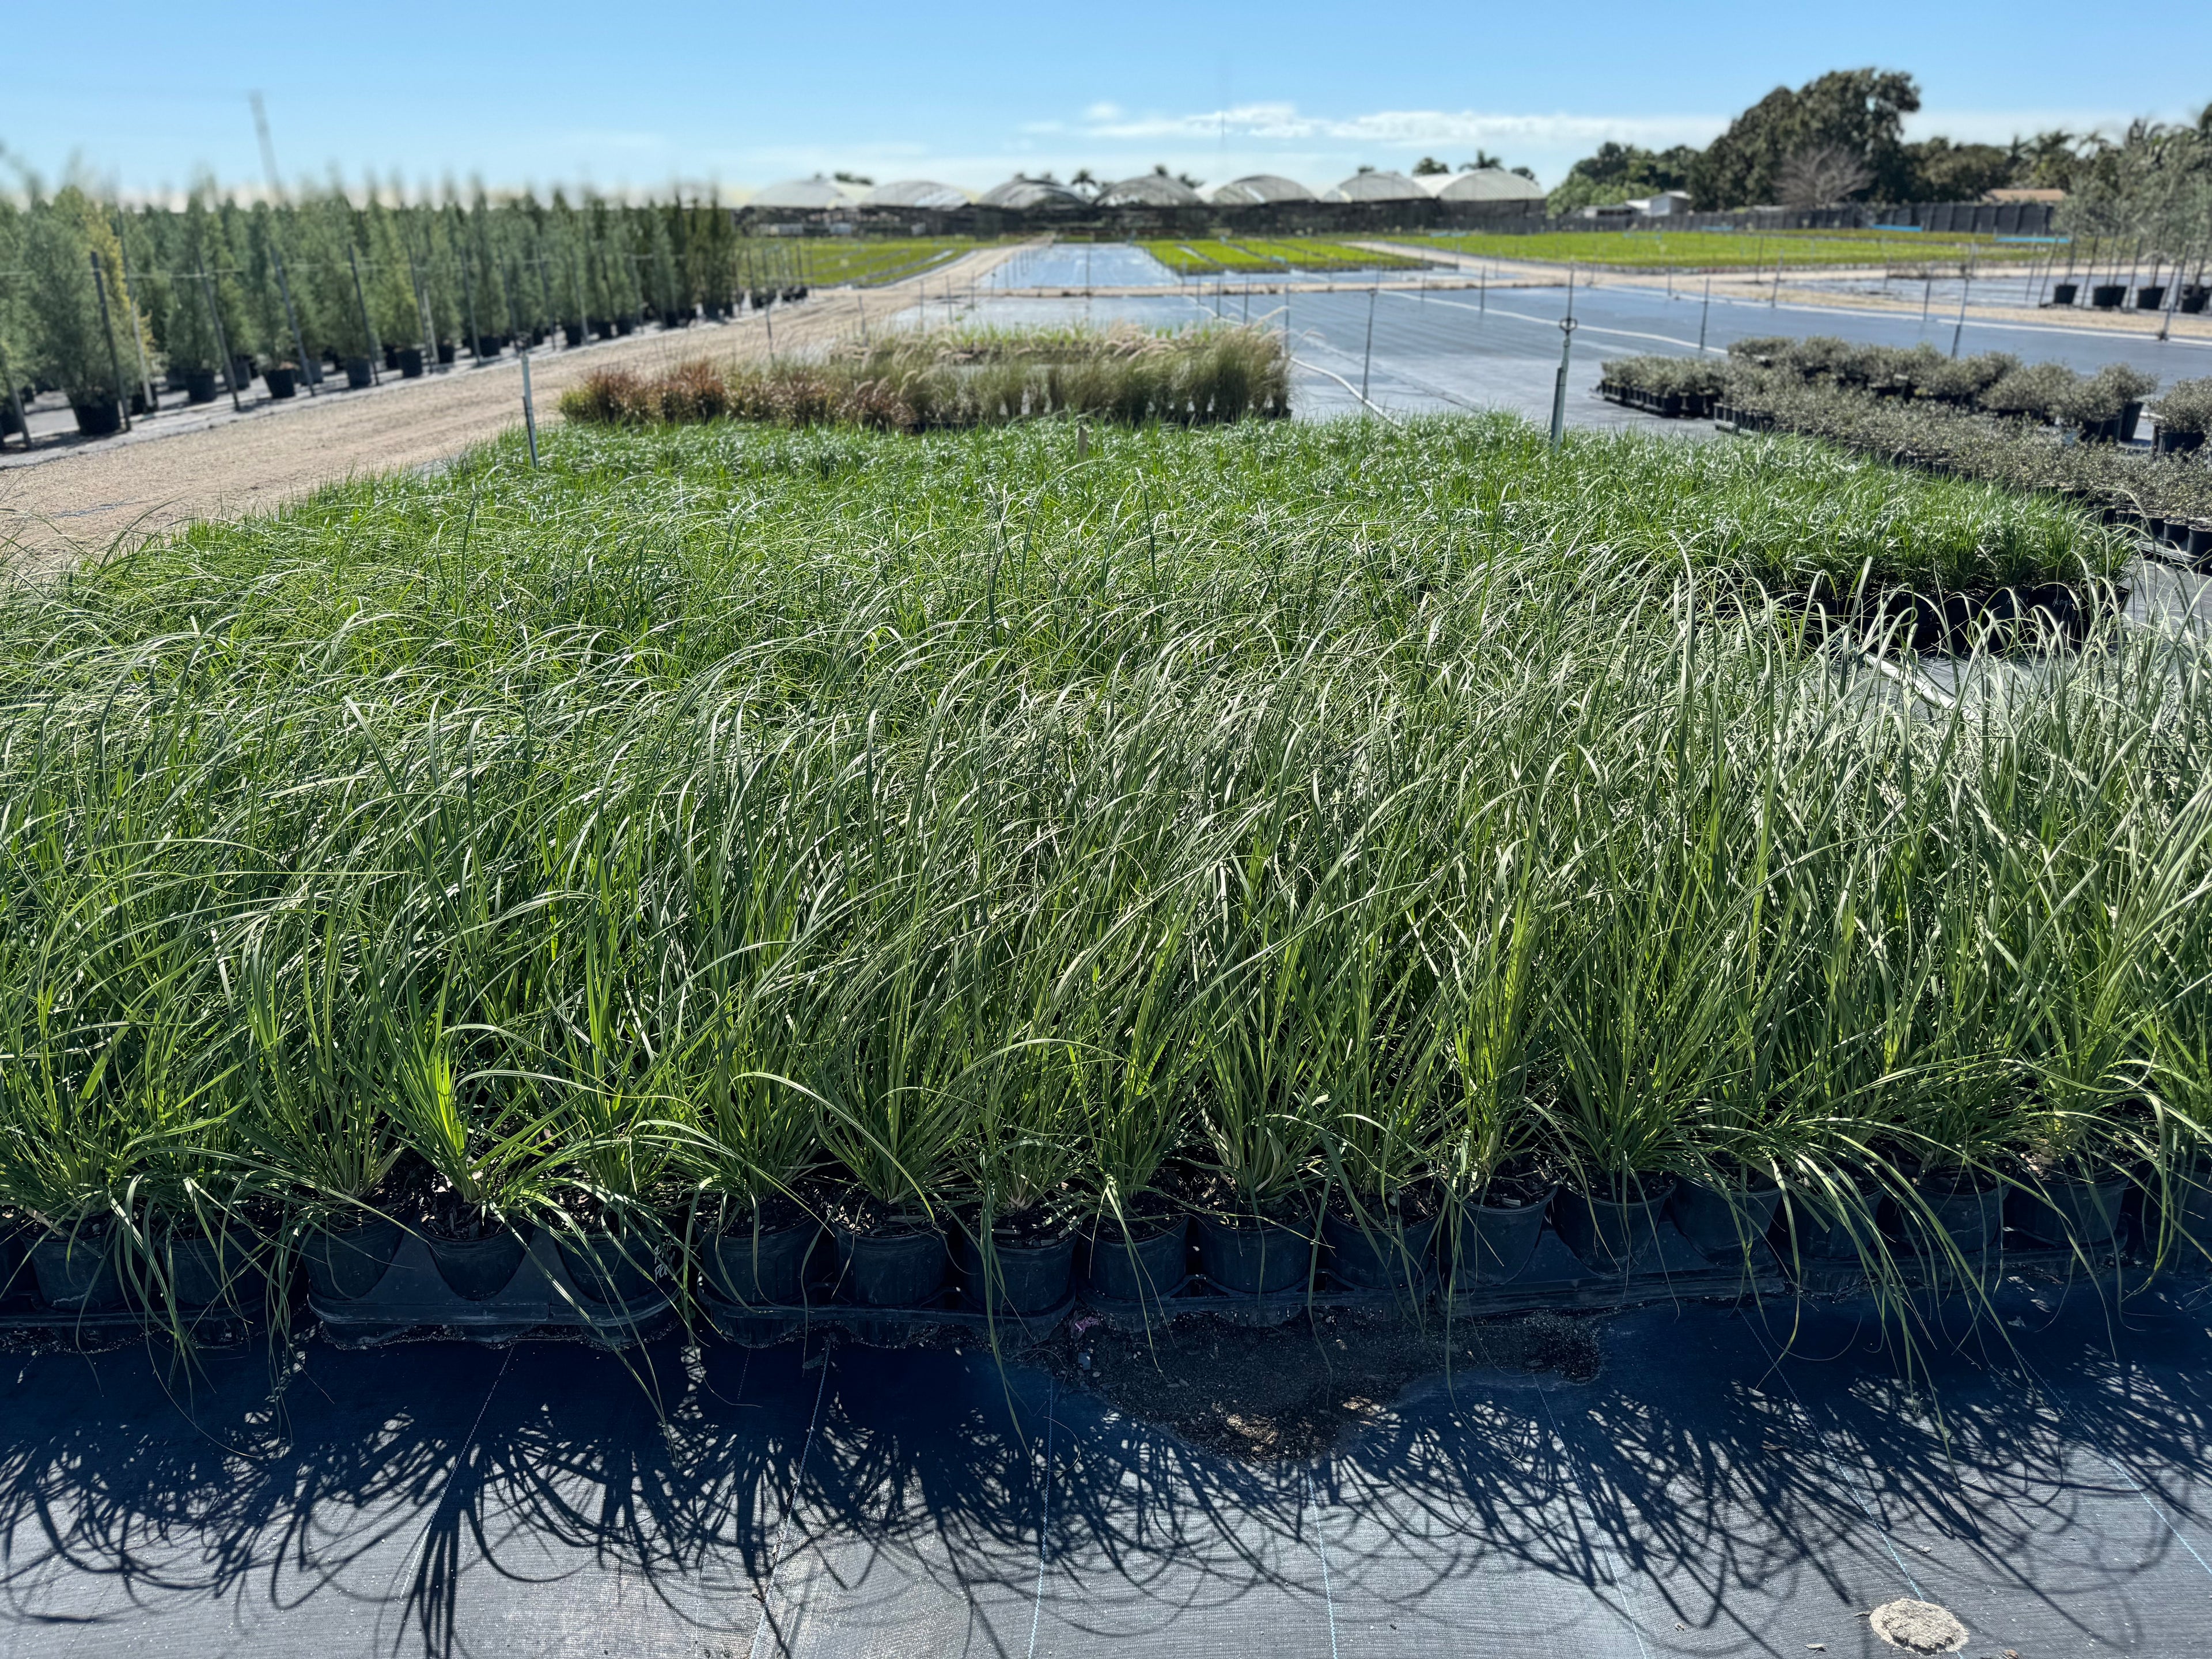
740 196 2056 242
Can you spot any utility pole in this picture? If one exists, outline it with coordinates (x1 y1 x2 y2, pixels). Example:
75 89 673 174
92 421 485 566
348 245 382 382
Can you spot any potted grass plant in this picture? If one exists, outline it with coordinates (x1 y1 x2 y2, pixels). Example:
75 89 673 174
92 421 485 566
1188 925 1323 1297
954 1041 1080 1318
811 950 971 1308
2055 365 2156 444
382 1014 556 1300
1431 825 1553 1290
672 1009 825 1310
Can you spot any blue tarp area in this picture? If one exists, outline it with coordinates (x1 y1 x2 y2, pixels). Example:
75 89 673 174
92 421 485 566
4 1274 2210 1656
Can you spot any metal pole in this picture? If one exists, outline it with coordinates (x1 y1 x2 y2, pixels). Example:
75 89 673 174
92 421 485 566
520 347 539 467
271 244 316 393
1549 315 1578 448
1699 275 1711 351
1359 282 1377 405
1949 259 1972 358
200 266 245 411
89 252 132 431
111 217 157 412
347 245 381 382
1921 270 1933 325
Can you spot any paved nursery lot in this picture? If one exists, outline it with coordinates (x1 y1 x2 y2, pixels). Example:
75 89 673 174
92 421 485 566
4 1275 2210 1657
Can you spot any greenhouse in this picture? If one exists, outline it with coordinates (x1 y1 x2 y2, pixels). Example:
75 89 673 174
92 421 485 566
1208 173 1320 204
1325 168 1429 202
856 179 972 209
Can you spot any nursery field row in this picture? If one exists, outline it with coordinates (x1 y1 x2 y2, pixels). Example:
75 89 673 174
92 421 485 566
1140 237 1430 275
0 408 2203 1343
1601 335 2212 527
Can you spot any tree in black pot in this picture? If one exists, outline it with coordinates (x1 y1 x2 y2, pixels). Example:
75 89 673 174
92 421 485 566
19 189 135 434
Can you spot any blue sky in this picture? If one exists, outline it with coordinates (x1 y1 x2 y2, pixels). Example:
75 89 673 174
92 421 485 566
8 1 2208 200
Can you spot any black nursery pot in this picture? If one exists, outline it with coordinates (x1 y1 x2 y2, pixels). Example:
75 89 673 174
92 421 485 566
265 365 297 399
1321 1205 1439 1292
343 357 374 389
184 368 219 404
709 1215 822 1306
1194 1211 1315 1295
834 1222 948 1307
1886 1171 2000 1255
30 1230 124 1311
960 1228 1077 1315
160 1228 268 1310
554 1229 660 1306
72 400 124 437
1084 1214 1188 1302
303 1215 404 1301
1666 1175 1783 1262
562 323 588 348
2006 1170 2130 1249
426 1224 533 1300
1550 1177 1677 1274
2091 283 2127 310
1445 1185 1554 1287
397 346 425 379
2050 282 2078 306
436 340 457 365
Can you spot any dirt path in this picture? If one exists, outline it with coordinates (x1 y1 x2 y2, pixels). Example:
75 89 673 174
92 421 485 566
1 243 1028 572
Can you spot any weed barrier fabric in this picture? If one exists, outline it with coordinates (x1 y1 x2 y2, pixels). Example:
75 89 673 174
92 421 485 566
4 1291 2212 1654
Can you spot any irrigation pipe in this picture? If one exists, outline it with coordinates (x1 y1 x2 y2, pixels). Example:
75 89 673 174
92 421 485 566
1860 649 1958 711
1289 355 1402 423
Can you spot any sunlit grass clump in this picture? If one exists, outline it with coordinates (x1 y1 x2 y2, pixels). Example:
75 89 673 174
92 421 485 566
0 410 2197 1331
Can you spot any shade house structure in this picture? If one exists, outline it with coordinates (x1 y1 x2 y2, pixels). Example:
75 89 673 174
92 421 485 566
1097 173 1205 208
978 177 1089 211
1426 167 1548 206
858 179 972 210
1209 175 1320 205
1325 170 1429 203
748 177 853 210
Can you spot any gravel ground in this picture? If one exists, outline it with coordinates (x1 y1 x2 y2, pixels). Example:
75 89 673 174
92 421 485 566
0 243 1027 574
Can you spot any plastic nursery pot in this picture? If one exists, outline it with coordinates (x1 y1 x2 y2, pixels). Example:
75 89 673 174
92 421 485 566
29 1229 125 1312
1 1222 28 1302
302 1215 404 1301
1084 1215 1188 1302
397 346 425 379
2005 1170 2130 1250
2152 1165 2212 1266
2050 282 2079 306
1445 1185 1555 1287
1550 1177 1677 1274
2091 285 2127 310
1194 1211 1316 1296
1886 1171 2000 1256
436 340 457 365
2137 286 2168 311
1321 1205 1440 1293
71 400 124 437
425 1224 535 1301
264 365 297 400
154 1229 270 1312
709 1215 822 1306
1778 1186 1876 1262
184 368 219 404
342 357 374 389
959 1228 1078 1316
381 346 401 370
561 324 588 349
834 1221 948 1308
1666 1175 1783 1262
553 1229 661 1307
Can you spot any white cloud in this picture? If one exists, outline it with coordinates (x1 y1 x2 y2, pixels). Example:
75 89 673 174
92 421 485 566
1083 101 1123 122
1074 101 1725 151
